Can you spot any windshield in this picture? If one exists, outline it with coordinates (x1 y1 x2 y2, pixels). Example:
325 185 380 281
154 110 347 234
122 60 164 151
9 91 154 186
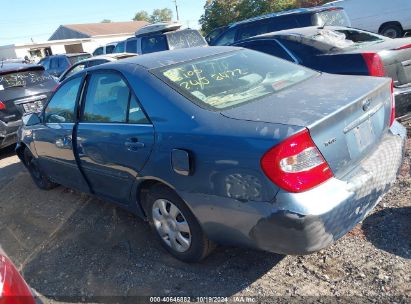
0 69 55 89
313 9 351 27
158 50 317 110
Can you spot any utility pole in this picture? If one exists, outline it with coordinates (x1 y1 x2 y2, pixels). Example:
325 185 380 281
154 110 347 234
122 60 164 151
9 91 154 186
173 0 180 21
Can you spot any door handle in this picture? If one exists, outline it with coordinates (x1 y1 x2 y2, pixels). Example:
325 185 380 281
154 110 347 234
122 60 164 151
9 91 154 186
125 138 145 151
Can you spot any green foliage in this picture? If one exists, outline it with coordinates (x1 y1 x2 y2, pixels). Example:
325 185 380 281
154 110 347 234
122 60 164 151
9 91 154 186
150 8 173 23
200 0 333 34
133 8 173 23
133 11 150 22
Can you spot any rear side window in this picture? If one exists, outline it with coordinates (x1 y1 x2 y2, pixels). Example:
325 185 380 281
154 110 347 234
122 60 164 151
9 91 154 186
159 49 317 110
237 23 269 41
83 73 149 124
277 38 322 63
213 28 237 46
45 77 82 123
114 42 125 53
126 39 138 53
106 45 116 54
141 35 168 54
58 57 69 70
237 40 294 62
313 9 351 27
93 47 104 56
268 16 299 32
0 69 55 89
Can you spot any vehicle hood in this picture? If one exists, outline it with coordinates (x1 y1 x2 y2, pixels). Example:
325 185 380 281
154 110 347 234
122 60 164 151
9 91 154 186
221 73 389 127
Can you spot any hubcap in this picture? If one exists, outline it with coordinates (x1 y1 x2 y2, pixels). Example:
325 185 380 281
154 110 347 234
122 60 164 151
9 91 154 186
383 29 399 38
152 199 191 253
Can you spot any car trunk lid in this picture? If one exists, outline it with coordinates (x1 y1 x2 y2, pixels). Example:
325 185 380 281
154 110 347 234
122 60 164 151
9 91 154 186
221 73 393 177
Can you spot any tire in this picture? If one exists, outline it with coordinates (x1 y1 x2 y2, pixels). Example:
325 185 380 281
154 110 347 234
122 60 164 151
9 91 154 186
145 185 215 262
24 148 58 190
380 24 403 38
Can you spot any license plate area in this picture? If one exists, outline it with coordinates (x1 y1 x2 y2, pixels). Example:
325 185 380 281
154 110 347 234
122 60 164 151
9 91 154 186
347 118 376 160
22 99 45 113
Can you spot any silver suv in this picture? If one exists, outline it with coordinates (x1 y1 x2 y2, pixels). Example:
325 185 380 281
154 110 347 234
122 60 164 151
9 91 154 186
113 23 207 55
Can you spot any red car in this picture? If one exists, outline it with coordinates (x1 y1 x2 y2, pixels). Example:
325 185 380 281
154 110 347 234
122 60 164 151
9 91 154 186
0 250 35 304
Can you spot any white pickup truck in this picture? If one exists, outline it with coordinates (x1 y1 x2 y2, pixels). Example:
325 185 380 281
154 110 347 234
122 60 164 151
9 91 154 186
325 0 411 38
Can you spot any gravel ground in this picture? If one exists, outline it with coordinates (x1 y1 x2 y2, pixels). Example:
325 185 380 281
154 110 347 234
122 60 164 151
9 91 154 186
0 123 410 303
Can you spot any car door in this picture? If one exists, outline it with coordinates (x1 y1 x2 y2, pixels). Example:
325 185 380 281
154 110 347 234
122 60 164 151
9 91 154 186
76 71 154 205
33 76 90 192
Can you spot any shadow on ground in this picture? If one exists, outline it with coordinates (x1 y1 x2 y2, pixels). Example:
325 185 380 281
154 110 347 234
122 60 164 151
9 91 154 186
363 207 411 259
0 145 16 160
0 165 283 300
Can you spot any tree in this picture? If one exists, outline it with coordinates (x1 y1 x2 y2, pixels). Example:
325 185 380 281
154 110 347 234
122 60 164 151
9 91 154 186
101 19 112 23
200 0 241 34
133 10 150 22
150 8 173 23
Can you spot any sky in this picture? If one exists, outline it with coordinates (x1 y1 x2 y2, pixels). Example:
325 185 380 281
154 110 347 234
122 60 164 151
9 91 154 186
0 0 206 46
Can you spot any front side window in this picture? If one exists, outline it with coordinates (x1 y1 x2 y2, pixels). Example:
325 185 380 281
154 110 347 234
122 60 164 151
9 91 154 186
237 23 268 41
158 49 317 110
106 45 115 54
141 35 168 54
45 77 82 123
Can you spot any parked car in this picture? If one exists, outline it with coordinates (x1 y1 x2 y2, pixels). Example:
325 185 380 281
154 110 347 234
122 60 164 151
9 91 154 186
113 22 207 55
17 47 405 262
209 6 350 46
92 41 120 56
0 63 56 149
38 53 91 78
325 0 411 38
233 26 411 121
0 248 35 304
59 53 137 83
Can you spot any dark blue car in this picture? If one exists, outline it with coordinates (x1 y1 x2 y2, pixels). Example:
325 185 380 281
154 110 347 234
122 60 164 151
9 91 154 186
17 47 406 262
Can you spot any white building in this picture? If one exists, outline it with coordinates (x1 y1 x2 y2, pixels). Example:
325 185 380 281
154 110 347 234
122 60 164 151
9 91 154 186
0 21 149 61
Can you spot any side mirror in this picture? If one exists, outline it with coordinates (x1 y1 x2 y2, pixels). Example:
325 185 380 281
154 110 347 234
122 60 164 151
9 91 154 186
22 113 41 126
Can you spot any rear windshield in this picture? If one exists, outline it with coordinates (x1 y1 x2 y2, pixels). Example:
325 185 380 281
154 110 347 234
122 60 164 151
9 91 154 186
68 54 91 65
167 30 208 50
313 9 351 27
0 69 54 89
158 50 317 110
310 29 384 49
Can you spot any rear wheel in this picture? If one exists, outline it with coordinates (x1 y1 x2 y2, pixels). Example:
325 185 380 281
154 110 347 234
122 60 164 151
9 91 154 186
24 148 58 190
145 185 215 262
380 24 403 38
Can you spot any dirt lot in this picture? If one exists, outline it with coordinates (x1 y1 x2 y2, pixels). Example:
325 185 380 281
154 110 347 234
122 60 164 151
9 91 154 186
0 124 410 303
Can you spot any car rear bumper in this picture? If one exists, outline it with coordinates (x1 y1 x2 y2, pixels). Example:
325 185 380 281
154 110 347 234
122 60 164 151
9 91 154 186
394 86 411 121
180 122 407 255
0 119 22 149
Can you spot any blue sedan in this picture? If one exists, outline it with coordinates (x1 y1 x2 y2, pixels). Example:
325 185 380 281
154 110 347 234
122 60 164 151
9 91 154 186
17 47 406 262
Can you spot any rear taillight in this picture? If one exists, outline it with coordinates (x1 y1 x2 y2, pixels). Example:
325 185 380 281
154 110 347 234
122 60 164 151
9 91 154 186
261 129 334 193
394 44 411 50
0 101 5 110
0 255 35 304
390 81 396 127
362 53 386 77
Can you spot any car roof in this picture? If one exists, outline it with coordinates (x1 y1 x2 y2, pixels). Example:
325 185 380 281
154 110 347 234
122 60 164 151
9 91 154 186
47 53 90 58
110 46 238 70
0 62 44 74
230 6 344 28
247 25 378 40
83 53 137 62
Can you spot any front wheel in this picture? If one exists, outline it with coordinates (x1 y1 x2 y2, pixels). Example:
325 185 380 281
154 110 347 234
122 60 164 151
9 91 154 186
145 185 215 262
24 148 58 190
